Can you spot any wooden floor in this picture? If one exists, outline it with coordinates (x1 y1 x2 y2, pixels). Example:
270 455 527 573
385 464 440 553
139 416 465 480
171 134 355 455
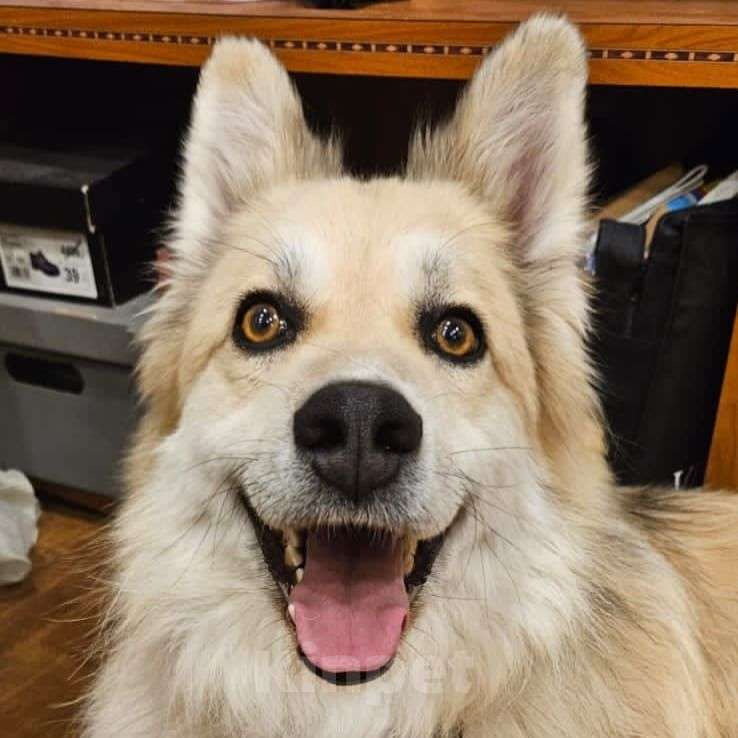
0 498 107 738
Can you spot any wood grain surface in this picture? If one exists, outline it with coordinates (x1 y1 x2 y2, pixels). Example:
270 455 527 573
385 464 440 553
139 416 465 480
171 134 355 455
0 499 107 738
707 314 738 490
1 1 738 86
2 0 738 24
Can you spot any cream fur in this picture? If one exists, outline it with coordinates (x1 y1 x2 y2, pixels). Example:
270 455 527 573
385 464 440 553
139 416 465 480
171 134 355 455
82 15 738 738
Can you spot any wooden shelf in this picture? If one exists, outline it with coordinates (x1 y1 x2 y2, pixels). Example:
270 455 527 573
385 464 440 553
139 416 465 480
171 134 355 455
1 1 738 87
708 314 738 489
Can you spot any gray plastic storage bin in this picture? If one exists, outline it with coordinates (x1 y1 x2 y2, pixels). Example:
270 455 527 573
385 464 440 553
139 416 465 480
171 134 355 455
0 344 138 496
0 291 150 497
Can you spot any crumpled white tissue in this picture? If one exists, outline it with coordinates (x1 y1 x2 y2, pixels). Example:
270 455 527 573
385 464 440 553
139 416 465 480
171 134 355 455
0 470 40 584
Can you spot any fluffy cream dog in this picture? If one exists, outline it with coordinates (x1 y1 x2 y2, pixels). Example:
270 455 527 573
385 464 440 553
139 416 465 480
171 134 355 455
83 15 738 738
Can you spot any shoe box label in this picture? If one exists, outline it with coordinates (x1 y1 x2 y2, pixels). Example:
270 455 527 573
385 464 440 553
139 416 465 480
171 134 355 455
0 223 98 299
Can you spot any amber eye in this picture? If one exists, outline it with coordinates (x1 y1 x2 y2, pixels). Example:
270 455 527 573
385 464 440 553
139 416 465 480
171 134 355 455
240 303 286 346
432 314 482 361
233 292 301 354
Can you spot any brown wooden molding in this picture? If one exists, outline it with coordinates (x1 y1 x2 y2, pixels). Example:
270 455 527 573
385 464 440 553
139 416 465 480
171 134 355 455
1 5 738 87
707 314 738 491
3 1 738 26
3 25 738 66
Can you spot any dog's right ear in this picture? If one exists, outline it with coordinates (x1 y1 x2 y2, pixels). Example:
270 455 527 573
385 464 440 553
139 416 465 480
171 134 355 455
175 38 341 262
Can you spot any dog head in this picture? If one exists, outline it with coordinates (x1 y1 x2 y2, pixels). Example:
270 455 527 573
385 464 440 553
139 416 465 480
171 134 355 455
121 15 608 736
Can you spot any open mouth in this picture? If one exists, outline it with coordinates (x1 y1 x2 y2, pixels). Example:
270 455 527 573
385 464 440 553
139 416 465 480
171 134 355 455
241 494 444 685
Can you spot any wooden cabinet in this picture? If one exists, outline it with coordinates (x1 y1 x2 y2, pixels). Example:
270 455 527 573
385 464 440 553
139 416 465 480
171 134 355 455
0 0 736 489
708 316 738 488
1 0 738 87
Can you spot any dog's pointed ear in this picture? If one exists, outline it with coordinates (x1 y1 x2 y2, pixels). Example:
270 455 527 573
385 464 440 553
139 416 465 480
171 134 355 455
409 17 607 489
136 40 340 442
408 15 589 263
175 38 341 259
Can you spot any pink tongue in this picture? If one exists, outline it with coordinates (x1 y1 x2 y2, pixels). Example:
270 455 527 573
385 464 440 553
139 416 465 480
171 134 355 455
289 529 408 674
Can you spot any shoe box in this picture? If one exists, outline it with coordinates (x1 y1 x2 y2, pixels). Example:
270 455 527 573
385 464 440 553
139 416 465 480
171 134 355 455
0 142 172 306
0 290 149 497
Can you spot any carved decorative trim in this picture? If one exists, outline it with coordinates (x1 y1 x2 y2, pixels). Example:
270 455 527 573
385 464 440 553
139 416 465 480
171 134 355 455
588 48 736 62
270 39 491 56
1 25 211 44
2 25 738 63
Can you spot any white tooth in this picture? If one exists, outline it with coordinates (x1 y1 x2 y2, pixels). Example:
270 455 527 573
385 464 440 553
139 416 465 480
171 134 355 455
284 545 304 569
287 603 296 623
283 528 302 548
295 567 304 584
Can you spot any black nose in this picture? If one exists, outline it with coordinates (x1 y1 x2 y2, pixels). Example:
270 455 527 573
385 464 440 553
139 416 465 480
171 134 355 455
293 381 423 501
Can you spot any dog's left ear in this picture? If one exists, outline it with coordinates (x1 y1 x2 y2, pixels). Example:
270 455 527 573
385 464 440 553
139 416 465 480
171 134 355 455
175 38 341 260
410 17 607 486
408 14 589 264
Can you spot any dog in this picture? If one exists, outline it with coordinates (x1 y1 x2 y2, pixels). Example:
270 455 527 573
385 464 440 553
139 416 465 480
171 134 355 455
82 15 738 738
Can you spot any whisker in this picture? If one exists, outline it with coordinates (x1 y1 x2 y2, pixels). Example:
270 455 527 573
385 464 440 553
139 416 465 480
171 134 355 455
447 446 532 456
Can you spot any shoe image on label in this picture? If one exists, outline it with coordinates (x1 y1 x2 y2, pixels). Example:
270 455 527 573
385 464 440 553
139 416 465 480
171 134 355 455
29 250 61 278
0 224 98 299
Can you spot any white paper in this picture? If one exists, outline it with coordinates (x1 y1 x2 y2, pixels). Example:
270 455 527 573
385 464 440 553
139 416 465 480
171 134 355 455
700 170 738 206
0 470 40 585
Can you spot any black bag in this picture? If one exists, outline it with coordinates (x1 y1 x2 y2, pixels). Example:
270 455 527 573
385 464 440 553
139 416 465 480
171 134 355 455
591 198 738 487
